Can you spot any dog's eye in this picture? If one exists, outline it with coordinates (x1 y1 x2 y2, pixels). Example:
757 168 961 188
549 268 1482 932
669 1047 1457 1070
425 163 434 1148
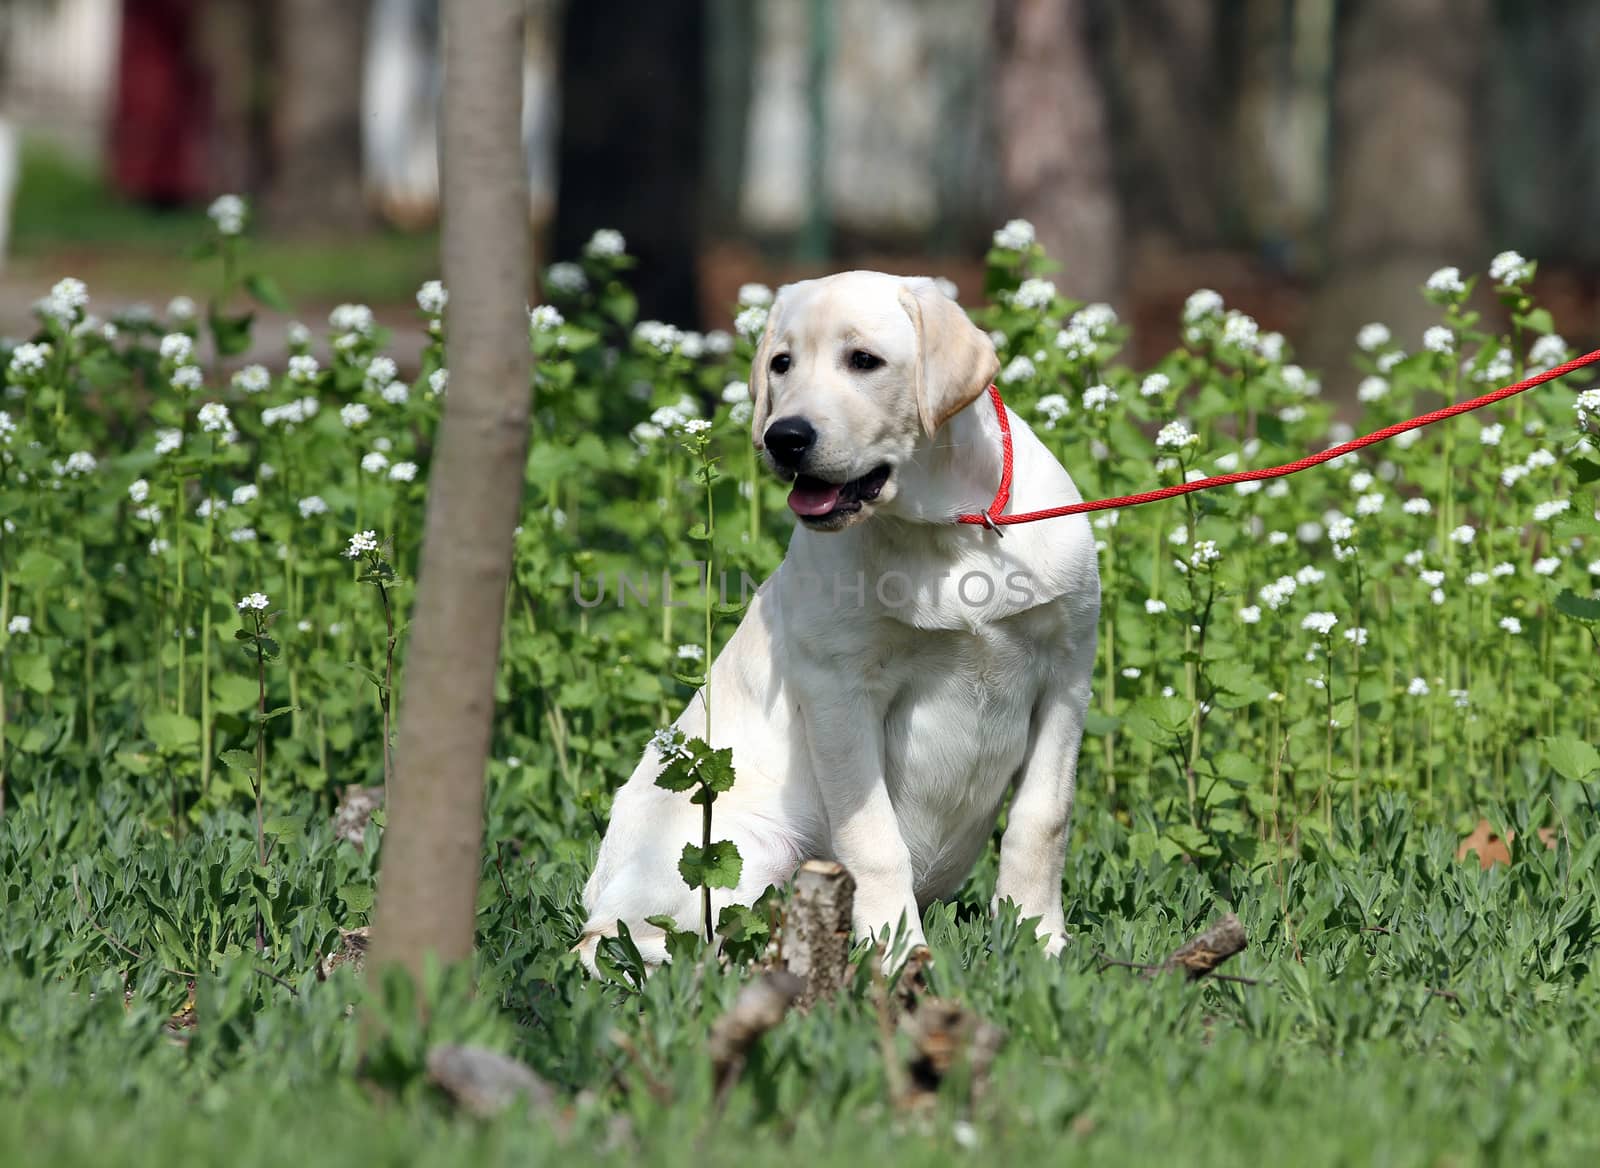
769 353 791 375
849 349 883 371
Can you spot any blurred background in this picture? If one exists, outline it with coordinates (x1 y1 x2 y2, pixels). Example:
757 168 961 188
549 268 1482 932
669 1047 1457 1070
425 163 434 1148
1 0 1598 390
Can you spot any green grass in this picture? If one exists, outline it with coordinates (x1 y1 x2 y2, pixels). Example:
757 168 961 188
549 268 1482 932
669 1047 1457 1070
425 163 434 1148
0 218 1596 1165
7 139 439 306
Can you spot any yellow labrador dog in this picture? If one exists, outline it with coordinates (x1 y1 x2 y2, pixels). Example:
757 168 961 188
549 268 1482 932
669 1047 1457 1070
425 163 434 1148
578 271 1099 969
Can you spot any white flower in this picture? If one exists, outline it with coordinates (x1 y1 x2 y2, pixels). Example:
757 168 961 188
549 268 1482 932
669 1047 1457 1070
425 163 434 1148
545 262 588 297
1529 334 1566 371
1500 463 1529 488
149 537 170 556
721 381 750 406
1426 266 1465 295
167 296 197 321
333 403 370 431
1140 373 1170 399
364 357 398 389
159 333 194 364
6 615 30 635
329 303 375 336
1419 569 1446 588
128 478 150 504
1168 524 1188 546
630 421 664 447
1533 556 1561 576
1301 612 1338 636
1144 598 1168 615
389 461 418 482
1295 564 1326 586
154 428 183 456
1239 605 1261 624
1525 448 1557 470
1074 303 1118 337
1589 559 1600 576
1012 278 1056 310
381 382 409 405
237 592 269 611
198 402 231 433
1234 480 1262 496
1182 289 1224 323
170 365 203 392
1328 516 1356 544
229 526 258 543
231 484 258 507
675 643 705 662
1155 421 1199 450
1220 311 1259 351
1278 405 1307 424
361 451 389 475
1407 677 1430 697
1449 524 1476 545
298 495 328 518
1000 355 1036 385
1082 383 1118 412
992 219 1035 251
1477 422 1505 447
1357 377 1389 404
1356 323 1392 352
1533 499 1570 523
734 305 768 342
683 418 712 436
1344 626 1369 647
1467 572 1489 587
736 283 773 308
428 368 449 396
1499 616 1523 635
1431 588 1446 606
1402 497 1432 516
345 530 379 558
730 401 753 425
1190 539 1220 567
1260 577 1297 610
585 228 626 257
1451 689 1470 709
233 364 270 394
1423 326 1454 354
1054 322 1094 361
1121 667 1142 679
1492 562 1516 578
208 194 246 235
195 496 227 518
288 354 320 383
1356 492 1386 517
416 280 448 314
1258 332 1285 363
530 304 565 332
680 332 705 359
40 276 89 324
1489 250 1532 285
9 342 52 376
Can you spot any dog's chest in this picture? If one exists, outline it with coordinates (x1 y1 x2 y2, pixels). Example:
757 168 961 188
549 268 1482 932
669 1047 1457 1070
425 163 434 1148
869 616 1050 881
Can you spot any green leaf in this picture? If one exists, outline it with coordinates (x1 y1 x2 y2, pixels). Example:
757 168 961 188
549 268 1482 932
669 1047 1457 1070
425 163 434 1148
1555 590 1600 623
1514 307 1555 335
146 711 201 753
263 816 306 837
338 885 375 913
11 549 66 589
678 839 743 890
1572 458 1600 485
10 652 53 695
262 705 299 723
211 674 260 714
1543 736 1600 782
244 273 291 312
1121 695 1191 745
209 307 255 357
218 749 257 774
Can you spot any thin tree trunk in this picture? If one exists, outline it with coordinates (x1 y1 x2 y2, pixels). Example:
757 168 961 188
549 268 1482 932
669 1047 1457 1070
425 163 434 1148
1309 0 1487 385
991 0 1122 304
265 0 372 233
370 0 530 982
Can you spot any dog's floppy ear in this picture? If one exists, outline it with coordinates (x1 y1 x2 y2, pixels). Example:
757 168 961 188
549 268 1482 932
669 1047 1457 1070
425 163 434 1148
747 290 783 449
897 278 1000 436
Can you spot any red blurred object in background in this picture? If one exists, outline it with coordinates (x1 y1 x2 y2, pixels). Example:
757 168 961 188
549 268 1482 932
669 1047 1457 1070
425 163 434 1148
110 0 213 204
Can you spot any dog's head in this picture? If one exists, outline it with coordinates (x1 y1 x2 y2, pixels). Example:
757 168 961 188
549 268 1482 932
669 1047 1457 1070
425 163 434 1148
748 272 999 532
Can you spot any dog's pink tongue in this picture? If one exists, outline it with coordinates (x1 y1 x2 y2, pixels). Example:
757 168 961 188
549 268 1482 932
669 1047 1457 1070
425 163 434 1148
788 479 842 517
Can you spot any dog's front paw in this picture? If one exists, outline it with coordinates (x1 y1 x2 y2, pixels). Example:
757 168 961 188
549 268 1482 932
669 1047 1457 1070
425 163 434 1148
1041 930 1071 959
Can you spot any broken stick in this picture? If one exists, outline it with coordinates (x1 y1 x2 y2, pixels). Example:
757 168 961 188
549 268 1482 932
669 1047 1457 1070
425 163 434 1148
1161 912 1247 979
784 860 856 1008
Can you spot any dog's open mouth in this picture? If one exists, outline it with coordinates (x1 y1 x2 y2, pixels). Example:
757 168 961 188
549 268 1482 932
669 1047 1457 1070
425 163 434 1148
787 464 892 521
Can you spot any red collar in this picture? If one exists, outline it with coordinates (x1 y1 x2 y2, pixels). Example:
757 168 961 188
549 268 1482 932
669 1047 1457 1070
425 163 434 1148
954 384 1013 532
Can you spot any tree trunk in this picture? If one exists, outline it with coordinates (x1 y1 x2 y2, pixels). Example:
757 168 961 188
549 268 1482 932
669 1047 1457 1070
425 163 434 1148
1309 0 1487 386
264 0 372 233
553 0 705 323
991 0 1122 304
370 0 530 983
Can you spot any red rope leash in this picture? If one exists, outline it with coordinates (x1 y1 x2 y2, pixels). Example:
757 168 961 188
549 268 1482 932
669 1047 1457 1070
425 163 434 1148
956 348 1600 530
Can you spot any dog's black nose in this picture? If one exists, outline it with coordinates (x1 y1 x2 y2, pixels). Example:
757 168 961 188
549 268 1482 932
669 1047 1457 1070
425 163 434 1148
763 416 817 469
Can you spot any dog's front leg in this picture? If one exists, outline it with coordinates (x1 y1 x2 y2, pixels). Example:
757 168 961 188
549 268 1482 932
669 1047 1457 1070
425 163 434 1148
802 694 925 961
993 662 1092 956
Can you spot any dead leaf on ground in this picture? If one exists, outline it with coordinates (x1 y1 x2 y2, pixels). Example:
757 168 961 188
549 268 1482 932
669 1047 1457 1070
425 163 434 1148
1456 819 1558 869
333 786 384 850
317 926 370 980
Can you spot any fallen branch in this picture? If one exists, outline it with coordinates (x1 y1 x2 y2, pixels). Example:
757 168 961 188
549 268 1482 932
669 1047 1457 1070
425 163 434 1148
899 997 1005 1112
1096 912 1250 983
427 1044 556 1119
708 970 804 1105
783 861 855 1010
